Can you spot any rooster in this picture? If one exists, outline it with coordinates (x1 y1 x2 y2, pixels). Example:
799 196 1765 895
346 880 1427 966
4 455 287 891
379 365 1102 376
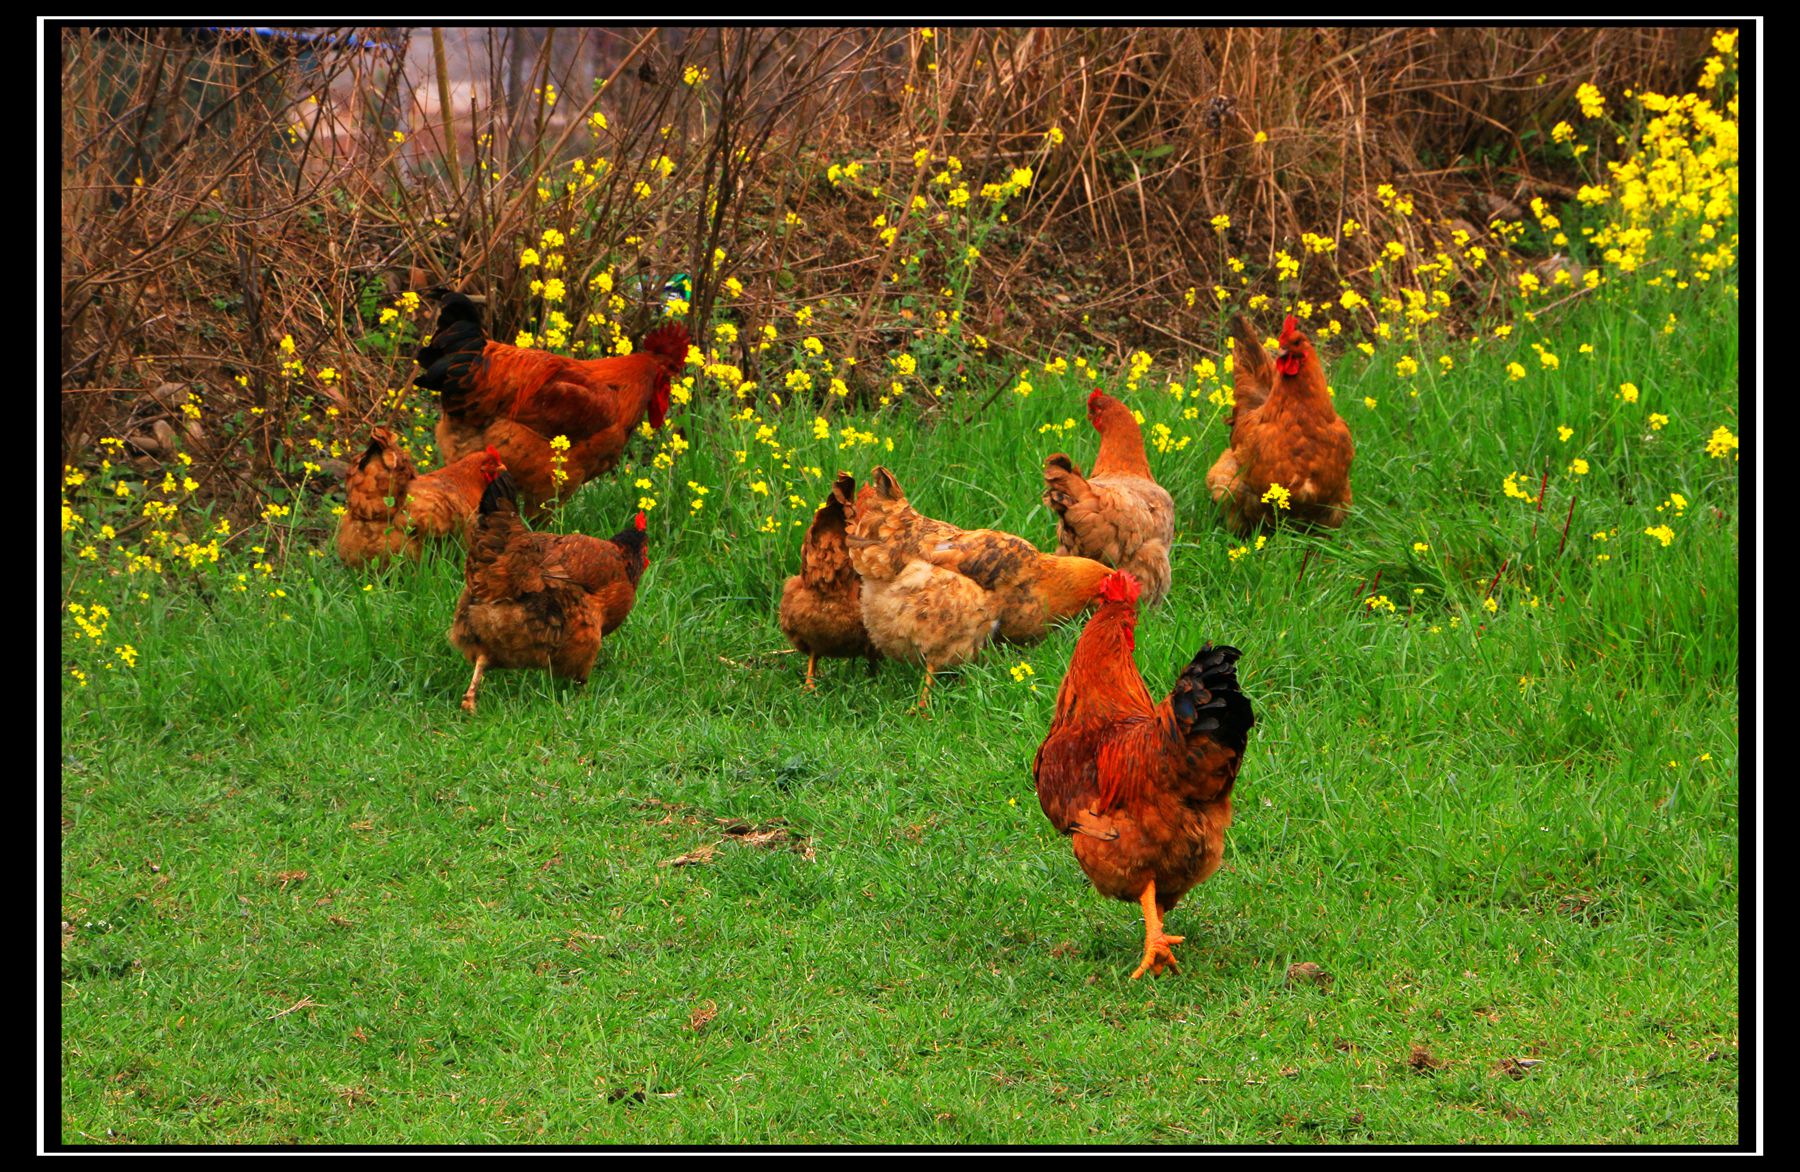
449 469 649 713
779 472 881 690
414 291 690 512
1205 313 1353 534
336 429 504 568
1033 571 1254 978
1043 389 1177 606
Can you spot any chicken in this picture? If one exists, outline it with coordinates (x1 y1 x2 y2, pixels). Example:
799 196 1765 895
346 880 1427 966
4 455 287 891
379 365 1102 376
848 480 999 708
848 466 1113 644
1033 571 1254 978
1201 314 1276 513
449 470 649 713
1205 313 1353 534
414 291 690 512
779 472 881 690
336 429 504 568
1042 389 1177 606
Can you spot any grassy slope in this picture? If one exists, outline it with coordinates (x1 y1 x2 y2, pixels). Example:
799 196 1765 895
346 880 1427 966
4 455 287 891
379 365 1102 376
58 277 1741 1145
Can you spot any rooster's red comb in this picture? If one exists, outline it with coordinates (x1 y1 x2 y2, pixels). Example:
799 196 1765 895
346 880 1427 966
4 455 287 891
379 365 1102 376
1087 387 1107 406
634 510 647 532
1097 571 1142 606
1279 314 1301 346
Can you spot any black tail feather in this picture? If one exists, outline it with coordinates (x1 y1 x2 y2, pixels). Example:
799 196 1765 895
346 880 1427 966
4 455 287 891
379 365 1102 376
1170 643 1254 752
414 293 489 402
478 470 520 517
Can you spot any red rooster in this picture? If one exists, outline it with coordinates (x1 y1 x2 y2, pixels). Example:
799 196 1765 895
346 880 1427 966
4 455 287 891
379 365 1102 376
1033 571 1254 978
415 291 690 511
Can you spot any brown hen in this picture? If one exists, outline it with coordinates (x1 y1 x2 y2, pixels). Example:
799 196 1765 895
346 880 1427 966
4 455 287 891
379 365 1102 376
849 466 1112 645
1043 389 1176 606
779 472 881 689
1205 313 1353 533
449 470 649 713
336 429 504 568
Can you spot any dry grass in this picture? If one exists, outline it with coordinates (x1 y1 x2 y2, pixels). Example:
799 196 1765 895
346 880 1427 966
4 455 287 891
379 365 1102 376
58 24 1714 499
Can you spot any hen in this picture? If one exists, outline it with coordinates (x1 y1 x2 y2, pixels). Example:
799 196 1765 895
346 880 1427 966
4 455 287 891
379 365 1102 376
414 291 690 512
779 472 881 690
1042 389 1177 606
449 470 649 713
849 466 1113 645
336 429 503 568
1205 313 1353 534
848 480 999 708
1033 571 1254 978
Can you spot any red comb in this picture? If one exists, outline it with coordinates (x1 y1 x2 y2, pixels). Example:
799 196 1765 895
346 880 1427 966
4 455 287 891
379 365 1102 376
634 511 647 532
1097 570 1142 605
1087 387 1107 405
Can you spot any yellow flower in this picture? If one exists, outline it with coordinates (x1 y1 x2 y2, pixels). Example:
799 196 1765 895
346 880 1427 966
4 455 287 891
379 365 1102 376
1260 483 1291 510
1569 458 1589 475
1644 524 1675 547
1619 382 1640 403
1648 413 1670 431
1704 426 1739 460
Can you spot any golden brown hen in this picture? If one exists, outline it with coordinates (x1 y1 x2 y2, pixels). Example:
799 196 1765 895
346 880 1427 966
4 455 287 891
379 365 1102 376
779 472 881 690
1034 571 1254 978
449 470 649 713
336 429 504 568
415 292 690 512
848 479 1000 708
1043 389 1177 606
1205 313 1353 533
849 466 1113 645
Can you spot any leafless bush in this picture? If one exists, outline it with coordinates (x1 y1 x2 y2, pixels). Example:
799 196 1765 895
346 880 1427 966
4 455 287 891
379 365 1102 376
58 24 1714 499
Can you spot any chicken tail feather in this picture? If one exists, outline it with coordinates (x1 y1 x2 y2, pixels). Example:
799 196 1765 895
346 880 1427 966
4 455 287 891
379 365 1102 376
414 294 491 415
1170 643 1254 753
1042 453 1090 516
478 469 521 517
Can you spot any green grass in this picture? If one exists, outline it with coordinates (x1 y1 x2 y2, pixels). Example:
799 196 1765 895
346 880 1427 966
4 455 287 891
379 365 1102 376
58 271 1741 1145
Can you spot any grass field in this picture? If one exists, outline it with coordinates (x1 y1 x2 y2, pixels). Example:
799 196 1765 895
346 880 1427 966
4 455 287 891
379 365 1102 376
57 252 1742 1143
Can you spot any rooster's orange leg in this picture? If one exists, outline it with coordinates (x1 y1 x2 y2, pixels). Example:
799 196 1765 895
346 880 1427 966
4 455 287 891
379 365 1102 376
803 653 819 692
1130 879 1185 979
461 653 491 714
915 666 936 711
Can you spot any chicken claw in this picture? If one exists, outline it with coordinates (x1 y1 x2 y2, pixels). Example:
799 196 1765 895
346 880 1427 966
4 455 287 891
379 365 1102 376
1130 880 1185 979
